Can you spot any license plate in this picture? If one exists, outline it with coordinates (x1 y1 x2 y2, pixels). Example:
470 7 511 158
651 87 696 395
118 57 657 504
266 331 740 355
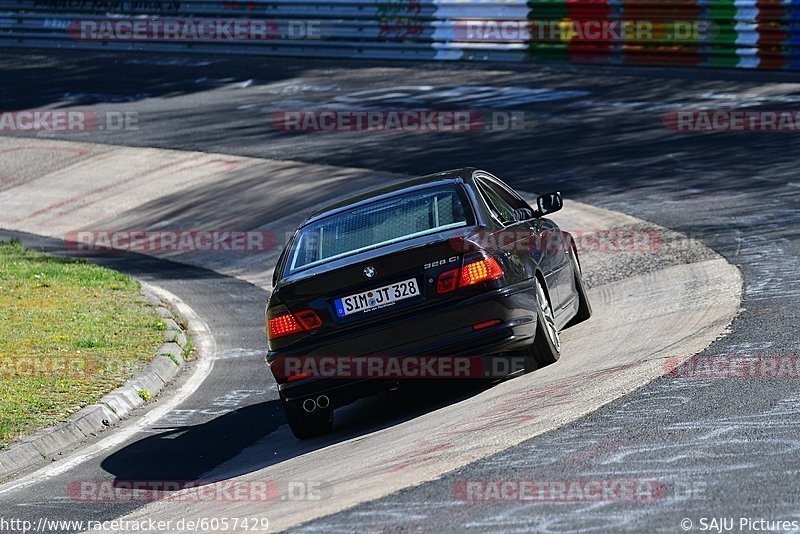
335 278 420 317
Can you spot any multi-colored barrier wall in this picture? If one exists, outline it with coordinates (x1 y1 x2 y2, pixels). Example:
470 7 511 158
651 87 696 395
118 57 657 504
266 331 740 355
0 0 797 69
524 0 800 69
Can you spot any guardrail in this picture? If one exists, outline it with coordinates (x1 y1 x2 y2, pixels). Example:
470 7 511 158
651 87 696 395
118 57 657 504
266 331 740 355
0 0 797 68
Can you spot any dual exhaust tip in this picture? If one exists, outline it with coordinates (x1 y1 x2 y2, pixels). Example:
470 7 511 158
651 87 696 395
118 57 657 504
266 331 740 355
302 395 330 413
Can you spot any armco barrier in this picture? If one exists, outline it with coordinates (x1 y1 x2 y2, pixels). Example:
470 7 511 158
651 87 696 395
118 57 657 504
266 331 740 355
0 0 797 68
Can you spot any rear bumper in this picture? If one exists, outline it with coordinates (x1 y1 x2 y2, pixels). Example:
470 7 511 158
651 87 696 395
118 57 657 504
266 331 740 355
267 279 538 407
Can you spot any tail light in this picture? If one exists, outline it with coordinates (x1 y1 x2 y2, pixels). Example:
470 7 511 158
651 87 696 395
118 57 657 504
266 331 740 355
436 268 459 293
436 254 504 294
459 256 504 287
287 371 314 382
295 309 323 330
268 305 322 340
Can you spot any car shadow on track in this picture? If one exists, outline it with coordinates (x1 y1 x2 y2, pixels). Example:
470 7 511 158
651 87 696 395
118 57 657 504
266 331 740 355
99 380 496 486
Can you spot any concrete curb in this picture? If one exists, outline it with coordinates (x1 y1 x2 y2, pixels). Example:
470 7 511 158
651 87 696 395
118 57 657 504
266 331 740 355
0 284 193 480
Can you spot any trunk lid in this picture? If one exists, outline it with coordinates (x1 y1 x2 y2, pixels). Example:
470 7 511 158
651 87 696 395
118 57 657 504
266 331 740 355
270 227 475 348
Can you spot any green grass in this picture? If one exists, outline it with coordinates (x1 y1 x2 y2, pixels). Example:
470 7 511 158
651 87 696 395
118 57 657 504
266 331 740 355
0 241 165 449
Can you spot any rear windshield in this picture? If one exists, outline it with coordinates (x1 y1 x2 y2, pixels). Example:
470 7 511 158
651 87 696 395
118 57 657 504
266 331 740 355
287 185 469 274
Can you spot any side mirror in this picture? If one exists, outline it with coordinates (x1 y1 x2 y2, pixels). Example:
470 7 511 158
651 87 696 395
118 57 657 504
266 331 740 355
536 192 563 216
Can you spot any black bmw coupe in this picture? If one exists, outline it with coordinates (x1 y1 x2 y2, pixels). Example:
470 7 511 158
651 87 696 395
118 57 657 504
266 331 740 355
266 168 591 438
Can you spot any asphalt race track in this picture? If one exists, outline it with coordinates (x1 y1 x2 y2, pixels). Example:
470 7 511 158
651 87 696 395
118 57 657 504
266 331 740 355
0 51 799 532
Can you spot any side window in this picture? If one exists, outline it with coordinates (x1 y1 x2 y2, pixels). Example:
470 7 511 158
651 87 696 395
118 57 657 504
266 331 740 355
476 178 518 225
489 178 529 211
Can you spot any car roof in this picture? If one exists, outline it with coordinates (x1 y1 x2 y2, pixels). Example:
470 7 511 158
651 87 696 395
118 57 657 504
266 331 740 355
301 167 478 227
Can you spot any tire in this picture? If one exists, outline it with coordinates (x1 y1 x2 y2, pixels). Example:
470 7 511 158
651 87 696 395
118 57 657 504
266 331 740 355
566 248 592 327
524 277 561 370
282 396 333 440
